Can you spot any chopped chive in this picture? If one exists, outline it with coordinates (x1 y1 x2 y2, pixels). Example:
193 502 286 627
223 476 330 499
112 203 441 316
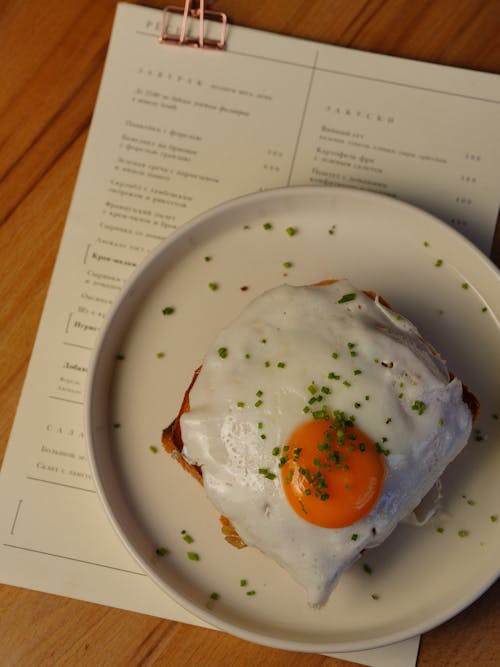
331 352 338 359
436 527 444 534
338 293 356 304
156 352 166 359
474 428 484 442
490 515 498 522
255 399 263 407
115 354 125 361
461 282 469 289
435 259 443 267
187 551 200 561
353 369 362 375
204 255 212 262
246 590 256 596
371 593 380 600
258 468 276 480
149 445 158 454
209 592 220 600
218 347 228 358
182 533 194 544
162 307 175 316
458 529 469 538
277 361 286 368
351 533 358 541
286 226 297 236
236 401 245 408
363 563 373 575
208 282 218 291
411 400 426 415
272 447 280 456
240 579 247 587
282 261 293 269
263 222 272 230
156 546 168 556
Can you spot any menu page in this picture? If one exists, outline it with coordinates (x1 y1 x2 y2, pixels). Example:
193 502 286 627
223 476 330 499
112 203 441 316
1 3 499 664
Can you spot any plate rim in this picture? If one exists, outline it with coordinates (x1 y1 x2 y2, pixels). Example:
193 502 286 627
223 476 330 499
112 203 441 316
85 185 500 653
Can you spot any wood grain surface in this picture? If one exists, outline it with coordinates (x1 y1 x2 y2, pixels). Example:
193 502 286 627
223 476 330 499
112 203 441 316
1 1 499 665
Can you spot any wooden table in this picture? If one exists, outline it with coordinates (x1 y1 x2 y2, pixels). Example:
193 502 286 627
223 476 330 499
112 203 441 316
1 1 499 664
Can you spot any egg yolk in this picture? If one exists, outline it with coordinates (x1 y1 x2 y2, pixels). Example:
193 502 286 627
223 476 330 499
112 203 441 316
281 417 385 528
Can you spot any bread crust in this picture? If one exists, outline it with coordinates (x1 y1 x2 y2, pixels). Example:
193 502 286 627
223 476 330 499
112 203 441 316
162 367 246 548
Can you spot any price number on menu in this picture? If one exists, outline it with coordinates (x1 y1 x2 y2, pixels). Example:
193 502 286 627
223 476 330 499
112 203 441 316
262 148 284 173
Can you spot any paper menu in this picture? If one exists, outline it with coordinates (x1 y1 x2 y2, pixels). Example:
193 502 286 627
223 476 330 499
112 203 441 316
1 2 499 664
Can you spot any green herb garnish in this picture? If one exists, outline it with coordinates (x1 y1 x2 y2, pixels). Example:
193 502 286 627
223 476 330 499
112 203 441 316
156 547 169 556
411 400 427 415
338 293 356 304
258 468 276 480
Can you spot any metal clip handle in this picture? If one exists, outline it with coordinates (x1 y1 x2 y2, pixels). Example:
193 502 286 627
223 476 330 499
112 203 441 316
159 1 227 50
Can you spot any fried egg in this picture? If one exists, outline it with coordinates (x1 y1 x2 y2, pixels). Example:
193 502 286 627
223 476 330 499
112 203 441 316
179 280 473 606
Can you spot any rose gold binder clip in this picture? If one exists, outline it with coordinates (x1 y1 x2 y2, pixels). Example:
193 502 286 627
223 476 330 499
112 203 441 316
159 1 227 49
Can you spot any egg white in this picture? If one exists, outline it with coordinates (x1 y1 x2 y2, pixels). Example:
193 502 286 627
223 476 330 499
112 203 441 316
180 280 472 606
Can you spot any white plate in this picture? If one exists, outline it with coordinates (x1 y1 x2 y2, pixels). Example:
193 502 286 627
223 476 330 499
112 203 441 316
86 186 500 653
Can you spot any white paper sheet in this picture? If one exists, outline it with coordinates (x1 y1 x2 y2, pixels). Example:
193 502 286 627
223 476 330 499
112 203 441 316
2 4 499 665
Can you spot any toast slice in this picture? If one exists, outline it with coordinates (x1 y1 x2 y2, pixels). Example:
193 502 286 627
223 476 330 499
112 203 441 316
162 285 479 549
